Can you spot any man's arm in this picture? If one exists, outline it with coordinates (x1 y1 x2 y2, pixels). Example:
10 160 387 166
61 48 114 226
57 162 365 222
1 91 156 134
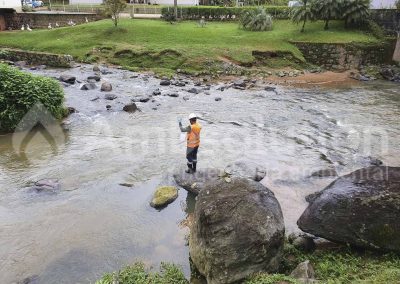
179 122 191 133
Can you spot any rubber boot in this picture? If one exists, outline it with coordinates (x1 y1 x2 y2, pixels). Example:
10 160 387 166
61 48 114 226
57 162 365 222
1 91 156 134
185 163 193 174
192 162 197 172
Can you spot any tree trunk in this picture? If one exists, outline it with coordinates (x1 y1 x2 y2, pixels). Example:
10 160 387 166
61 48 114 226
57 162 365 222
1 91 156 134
324 19 329 30
301 18 306 32
174 0 178 19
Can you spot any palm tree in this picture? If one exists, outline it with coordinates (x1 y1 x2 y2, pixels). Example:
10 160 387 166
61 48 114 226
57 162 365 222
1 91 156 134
240 7 273 31
314 0 341 30
291 0 316 32
341 0 370 28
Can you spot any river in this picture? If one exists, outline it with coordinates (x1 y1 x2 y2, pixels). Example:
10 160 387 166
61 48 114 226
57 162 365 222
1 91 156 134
0 65 399 283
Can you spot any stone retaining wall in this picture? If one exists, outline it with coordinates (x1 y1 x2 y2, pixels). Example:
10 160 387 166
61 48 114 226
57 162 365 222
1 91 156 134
0 48 73 67
4 12 102 30
293 41 396 70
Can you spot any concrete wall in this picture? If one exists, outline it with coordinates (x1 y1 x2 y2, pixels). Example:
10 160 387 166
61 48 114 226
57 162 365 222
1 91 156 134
0 0 21 11
293 41 396 70
4 12 102 29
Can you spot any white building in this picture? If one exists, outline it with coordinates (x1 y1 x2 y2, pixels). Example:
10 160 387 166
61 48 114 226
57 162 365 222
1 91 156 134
0 0 21 11
70 0 104 4
370 0 397 9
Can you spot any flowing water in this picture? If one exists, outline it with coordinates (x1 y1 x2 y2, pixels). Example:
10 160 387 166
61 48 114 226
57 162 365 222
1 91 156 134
0 65 399 283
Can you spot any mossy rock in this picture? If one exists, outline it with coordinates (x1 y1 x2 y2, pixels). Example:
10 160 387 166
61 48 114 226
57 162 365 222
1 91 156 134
150 186 178 208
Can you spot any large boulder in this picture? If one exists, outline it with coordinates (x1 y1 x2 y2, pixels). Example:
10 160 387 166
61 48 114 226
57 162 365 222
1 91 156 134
190 178 285 284
298 166 400 252
150 186 178 208
173 168 221 195
224 159 267 182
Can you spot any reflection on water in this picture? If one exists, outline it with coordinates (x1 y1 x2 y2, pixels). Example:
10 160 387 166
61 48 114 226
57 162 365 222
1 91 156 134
0 65 399 283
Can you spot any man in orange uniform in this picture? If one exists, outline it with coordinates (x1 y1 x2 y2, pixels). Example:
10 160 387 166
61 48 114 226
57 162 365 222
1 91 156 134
179 113 202 174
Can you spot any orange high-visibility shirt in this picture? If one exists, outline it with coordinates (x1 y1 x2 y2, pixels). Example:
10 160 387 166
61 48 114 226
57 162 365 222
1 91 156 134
187 123 201 148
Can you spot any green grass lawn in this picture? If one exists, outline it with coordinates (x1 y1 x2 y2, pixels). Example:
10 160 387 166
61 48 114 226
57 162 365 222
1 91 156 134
0 19 379 73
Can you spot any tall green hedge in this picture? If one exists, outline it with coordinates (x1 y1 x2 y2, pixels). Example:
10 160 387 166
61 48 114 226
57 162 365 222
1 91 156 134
161 6 290 20
0 64 65 133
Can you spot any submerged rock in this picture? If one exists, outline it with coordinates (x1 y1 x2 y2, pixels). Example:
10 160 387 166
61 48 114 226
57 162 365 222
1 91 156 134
225 159 266 182
173 168 221 195
150 186 178 208
310 168 337 178
29 179 60 193
59 75 76 84
87 75 101 82
190 177 285 284
298 166 400 253
123 103 138 113
101 82 112 92
104 94 117 100
80 83 97 90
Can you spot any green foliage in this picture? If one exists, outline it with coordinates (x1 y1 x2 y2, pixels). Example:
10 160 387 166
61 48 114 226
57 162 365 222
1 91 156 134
245 273 299 284
283 243 400 283
104 0 127 27
367 20 385 39
161 6 290 21
291 0 316 32
22 5 34 12
95 262 188 284
240 7 273 31
0 64 65 133
342 0 370 27
396 0 400 9
313 0 342 30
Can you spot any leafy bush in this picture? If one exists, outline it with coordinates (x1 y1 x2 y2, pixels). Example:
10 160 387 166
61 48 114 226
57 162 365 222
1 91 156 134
161 6 289 21
367 20 385 39
240 7 273 31
95 262 188 284
0 64 65 133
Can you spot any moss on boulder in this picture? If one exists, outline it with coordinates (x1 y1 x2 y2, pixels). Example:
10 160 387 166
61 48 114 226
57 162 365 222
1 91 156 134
150 186 178 208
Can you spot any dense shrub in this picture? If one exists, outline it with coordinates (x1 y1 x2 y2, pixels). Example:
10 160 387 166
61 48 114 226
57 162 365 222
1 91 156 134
0 64 65 133
161 6 290 21
240 7 273 31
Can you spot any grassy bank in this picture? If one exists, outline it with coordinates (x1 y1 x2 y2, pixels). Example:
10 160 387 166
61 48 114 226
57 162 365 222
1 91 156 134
95 244 400 284
0 19 379 75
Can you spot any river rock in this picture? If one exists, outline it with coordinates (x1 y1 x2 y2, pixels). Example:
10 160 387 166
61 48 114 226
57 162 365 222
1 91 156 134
160 80 171 86
87 75 101 82
152 89 161 96
150 186 178 208
67 106 77 115
29 179 61 193
80 83 97 90
214 97 221 101
190 177 285 284
380 67 394 81
101 82 112 92
187 88 200 94
168 93 179 98
265 86 276 92
14 61 27 67
298 166 400 252
288 233 316 252
59 75 76 84
233 79 246 88
310 168 337 178
173 168 221 195
224 159 266 182
290 260 316 284
93 65 100 72
123 103 138 113
104 94 117 100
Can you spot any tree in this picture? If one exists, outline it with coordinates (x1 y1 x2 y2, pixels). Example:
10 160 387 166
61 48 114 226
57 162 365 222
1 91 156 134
240 7 273 31
314 0 341 30
174 0 178 19
291 0 316 32
104 0 127 27
341 0 370 28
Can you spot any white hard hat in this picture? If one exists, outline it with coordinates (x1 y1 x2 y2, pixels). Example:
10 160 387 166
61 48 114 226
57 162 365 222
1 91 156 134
188 113 197 120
